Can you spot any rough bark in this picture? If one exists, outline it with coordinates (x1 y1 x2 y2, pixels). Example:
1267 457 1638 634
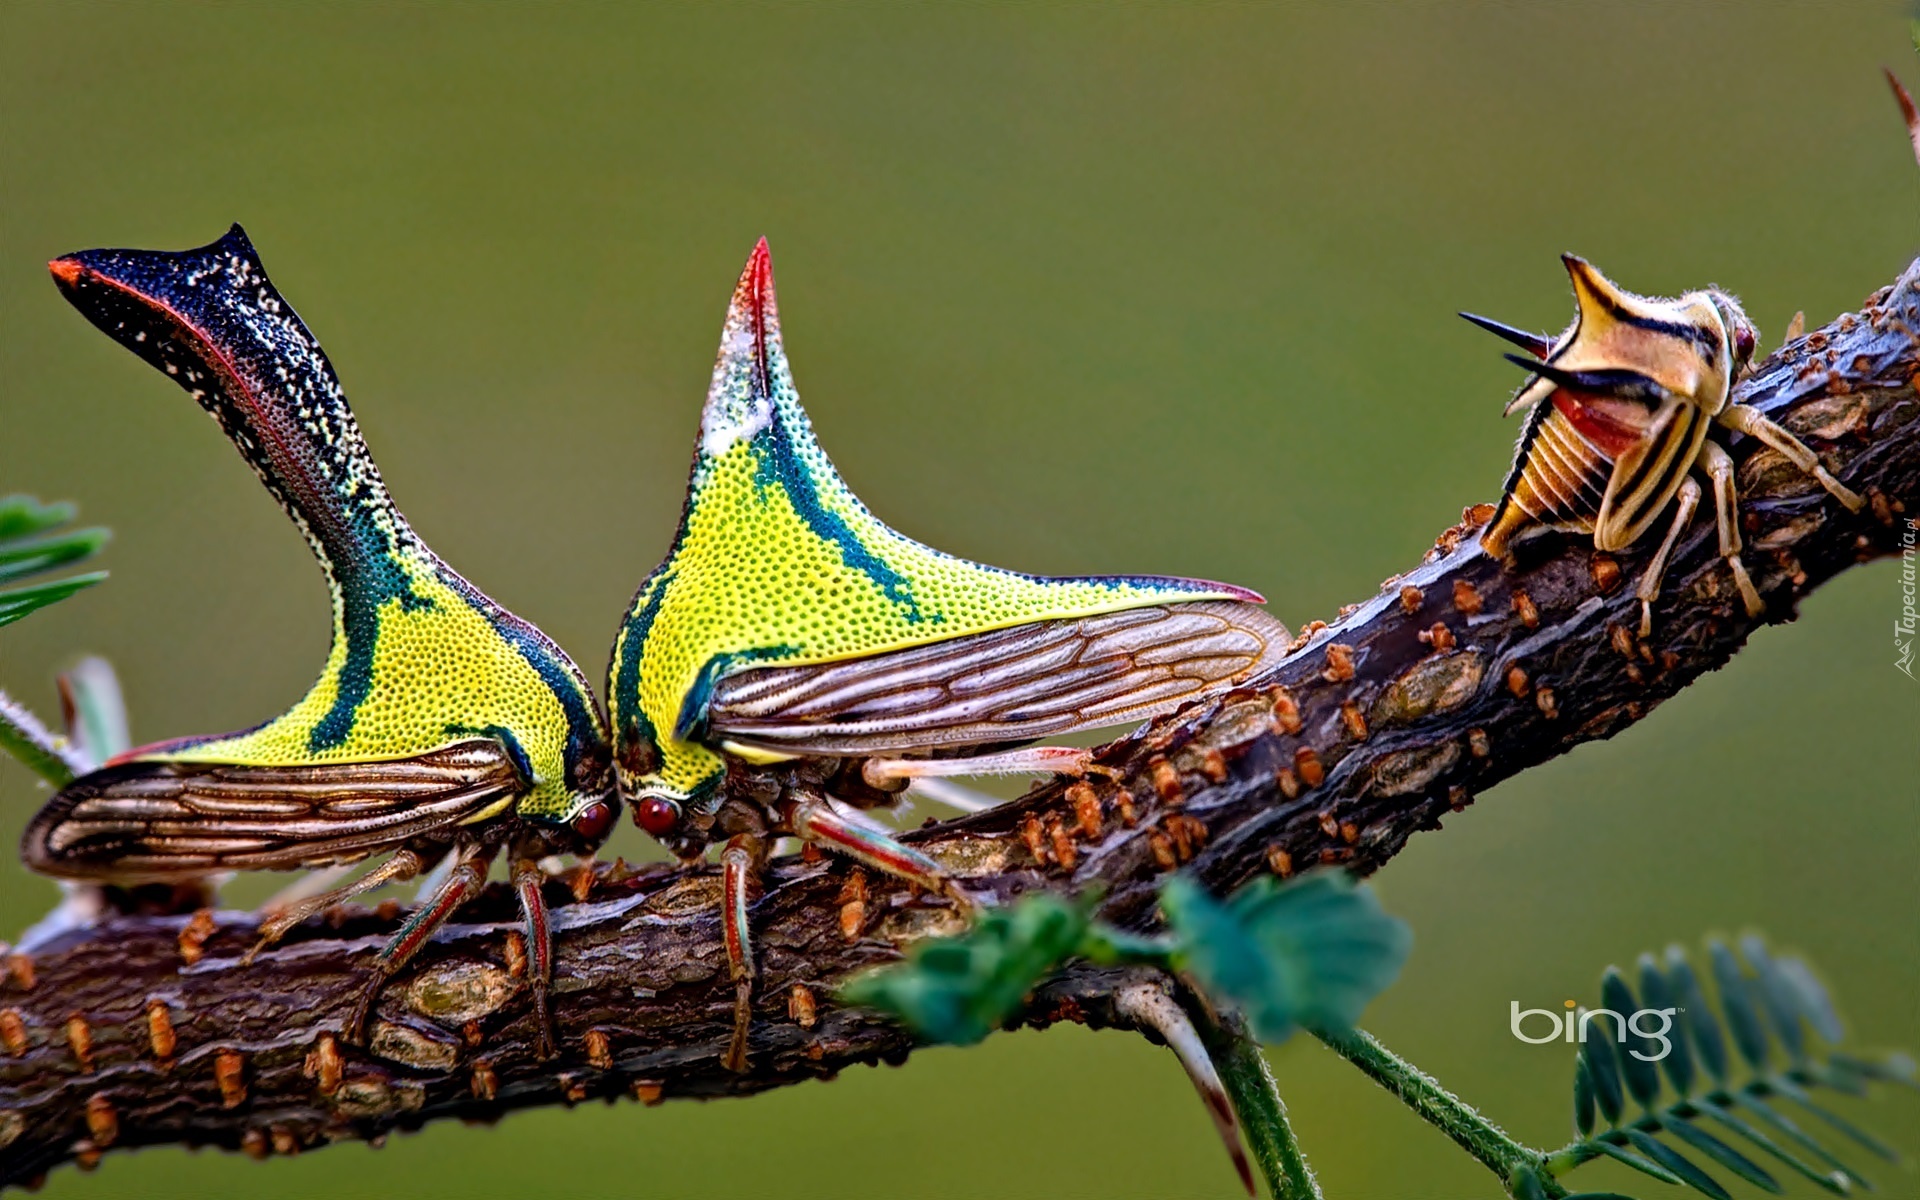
2 258 1916 1185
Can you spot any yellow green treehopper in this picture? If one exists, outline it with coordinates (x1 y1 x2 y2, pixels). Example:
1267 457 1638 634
22 227 615 1057
608 240 1291 1068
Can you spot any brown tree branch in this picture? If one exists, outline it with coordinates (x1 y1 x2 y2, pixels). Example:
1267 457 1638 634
2 258 1916 1185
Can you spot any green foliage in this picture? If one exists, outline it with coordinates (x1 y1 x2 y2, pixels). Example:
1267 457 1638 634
0 494 110 784
838 891 1092 1045
1162 871 1411 1043
0 494 107 629
840 870 1409 1050
1550 935 1915 1199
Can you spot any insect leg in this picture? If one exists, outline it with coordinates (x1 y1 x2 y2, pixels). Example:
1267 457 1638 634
344 838 490 1043
905 778 1001 814
1633 476 1702 638
510 858 558 1060
1699 439 1764 620
786 787 977 910
862 745 1120 789
245 848 426 964
1716 404 1865 511
720 834 762 1072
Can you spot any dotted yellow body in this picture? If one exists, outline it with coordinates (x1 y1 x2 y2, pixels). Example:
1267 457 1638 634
610 242 1253 805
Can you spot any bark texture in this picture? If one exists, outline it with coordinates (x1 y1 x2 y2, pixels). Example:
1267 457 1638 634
2 257 1916 1184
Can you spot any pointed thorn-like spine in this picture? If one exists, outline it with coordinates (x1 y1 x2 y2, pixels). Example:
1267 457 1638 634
1114 985 1254 1197
1460 311 1554 358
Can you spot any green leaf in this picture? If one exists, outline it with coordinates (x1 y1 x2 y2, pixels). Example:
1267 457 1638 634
1622 1128 1731 1199
1590 1137 1685 1186
837 891 1090 1045
1602 967 1662 1110
1740 938 1806 1066
1727 1093 1868 1188
1573 1055 1598 1137
0 572 107 629
1562 1193 1640 1199
1691 1097 1847 1195
1709 940 1770 1073
1581 1016 1625 1127
1641 953 1693 1098
1509 1163 1548 1200
1161 870 1410 1044
0 495 77 540
1660 1115 1781 1193
0 527 110 586
0 495 108 629
1828 1050 1919 1091
1667 948 1728 1085
1768 1076 1900 1162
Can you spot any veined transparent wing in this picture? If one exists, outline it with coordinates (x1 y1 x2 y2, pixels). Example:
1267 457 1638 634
22 738 523 879
706 601 1289 758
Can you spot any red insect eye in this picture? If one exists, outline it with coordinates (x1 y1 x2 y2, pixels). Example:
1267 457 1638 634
1735 324 1756 360
570 801 614 843
635 796 682 837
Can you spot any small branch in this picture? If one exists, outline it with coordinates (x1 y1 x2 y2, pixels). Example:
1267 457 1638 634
0 687 80 788
1 258 1915 1183
1211 1022 1322 1200
1310 1024 1546 1194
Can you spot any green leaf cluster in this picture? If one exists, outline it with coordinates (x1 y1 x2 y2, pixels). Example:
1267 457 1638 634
838 869 1408 1049
0 495 107 629
1551 935 1915 1199
1161 871 1410 1043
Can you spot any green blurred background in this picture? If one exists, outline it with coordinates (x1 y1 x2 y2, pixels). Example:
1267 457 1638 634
2 4 1916 1197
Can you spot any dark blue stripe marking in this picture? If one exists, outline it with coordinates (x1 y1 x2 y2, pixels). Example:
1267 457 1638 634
751 404 926 623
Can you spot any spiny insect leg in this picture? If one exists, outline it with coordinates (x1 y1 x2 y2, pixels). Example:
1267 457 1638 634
1113 983 1254 1197
344 839 489 1044
245 848 426 964
1634 476 1702 638
862 745 1120 789
1700 440 1764 619
720 835 761 1072
511 858 558 1060
786 787 975 910
1717 404 1865 511
258 862 356 918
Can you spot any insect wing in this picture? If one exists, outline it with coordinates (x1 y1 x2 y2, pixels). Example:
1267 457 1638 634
704 600 1289 758
22 738 523 880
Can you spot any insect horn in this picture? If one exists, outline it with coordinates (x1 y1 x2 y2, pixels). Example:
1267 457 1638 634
1501 354 1671 404
1459 311 1553 359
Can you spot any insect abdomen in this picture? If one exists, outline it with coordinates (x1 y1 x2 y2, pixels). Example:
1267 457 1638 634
1484 402 1610 555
